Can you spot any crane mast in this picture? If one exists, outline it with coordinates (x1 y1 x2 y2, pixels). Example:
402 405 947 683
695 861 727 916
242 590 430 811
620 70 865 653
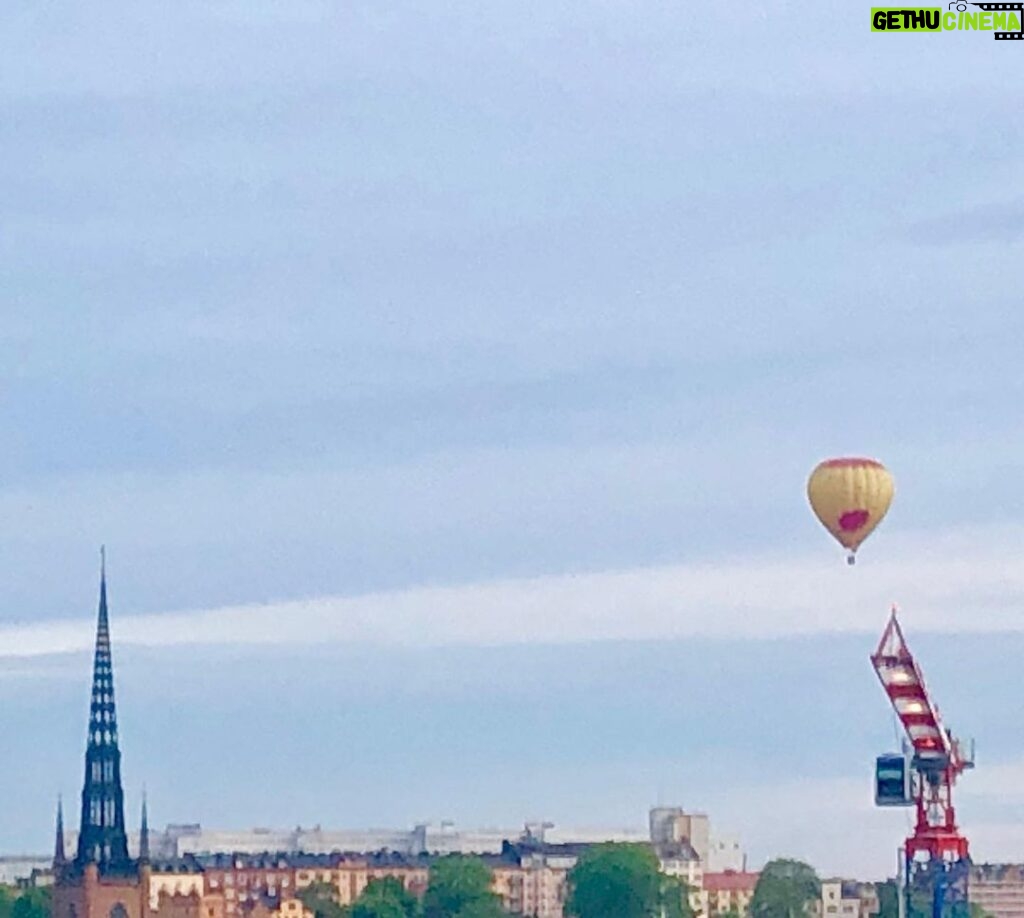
871 606 974 918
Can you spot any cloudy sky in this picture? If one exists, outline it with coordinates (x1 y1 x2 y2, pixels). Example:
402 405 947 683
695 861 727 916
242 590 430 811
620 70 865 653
2 0 1024 879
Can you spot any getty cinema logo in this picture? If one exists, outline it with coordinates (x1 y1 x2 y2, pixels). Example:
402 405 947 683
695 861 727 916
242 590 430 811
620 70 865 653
871 1 1024 38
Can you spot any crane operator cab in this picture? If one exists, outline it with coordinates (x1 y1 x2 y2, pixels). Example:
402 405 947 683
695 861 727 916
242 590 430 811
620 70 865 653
875 753 914 806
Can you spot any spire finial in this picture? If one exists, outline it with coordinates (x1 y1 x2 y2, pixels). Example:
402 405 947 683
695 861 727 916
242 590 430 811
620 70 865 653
140 787 150 863
54 794 66 867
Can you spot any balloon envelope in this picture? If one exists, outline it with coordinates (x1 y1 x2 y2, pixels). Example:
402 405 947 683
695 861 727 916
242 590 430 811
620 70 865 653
807 458 895 559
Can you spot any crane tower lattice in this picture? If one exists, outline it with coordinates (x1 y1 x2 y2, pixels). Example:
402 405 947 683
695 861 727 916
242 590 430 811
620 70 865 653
872 606 975 918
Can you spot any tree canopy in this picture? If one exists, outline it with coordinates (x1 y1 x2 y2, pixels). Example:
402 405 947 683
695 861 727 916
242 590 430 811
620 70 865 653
874 880 899 918
421 857 503 918
659 875 695 918
0 887 49 918
349 877 418 918
749 859 820 918
297 880 347 918
567 843 665 918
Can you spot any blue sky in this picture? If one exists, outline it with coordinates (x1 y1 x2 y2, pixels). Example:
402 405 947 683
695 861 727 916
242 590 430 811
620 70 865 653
2 0 1024 879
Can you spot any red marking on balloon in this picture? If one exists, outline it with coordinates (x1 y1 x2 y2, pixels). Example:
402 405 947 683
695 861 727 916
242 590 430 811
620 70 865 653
839 509 870 532
821 458 884 469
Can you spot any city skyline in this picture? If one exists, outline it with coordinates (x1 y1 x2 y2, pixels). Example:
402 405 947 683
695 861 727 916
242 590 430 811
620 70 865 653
3 0 1023 887
8 560 1024 880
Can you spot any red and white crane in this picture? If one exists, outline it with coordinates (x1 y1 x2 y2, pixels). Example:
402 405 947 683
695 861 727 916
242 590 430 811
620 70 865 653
871 605 974 917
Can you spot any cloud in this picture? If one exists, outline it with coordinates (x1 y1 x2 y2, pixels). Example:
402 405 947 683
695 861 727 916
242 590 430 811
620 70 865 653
2 523 1022 660
707 763 1024 879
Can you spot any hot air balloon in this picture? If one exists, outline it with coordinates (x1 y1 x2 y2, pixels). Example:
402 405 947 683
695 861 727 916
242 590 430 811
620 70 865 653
807 458 895 564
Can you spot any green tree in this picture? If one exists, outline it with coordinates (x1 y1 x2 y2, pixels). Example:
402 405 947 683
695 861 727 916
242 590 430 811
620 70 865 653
0 887 15 918
350 877 419 918
658 876 694 918
422 857 502 918
297 881 348 918
749 860 820 918
0 888 15 918
567 843 662 918
876 880 899 918
11 889 50 918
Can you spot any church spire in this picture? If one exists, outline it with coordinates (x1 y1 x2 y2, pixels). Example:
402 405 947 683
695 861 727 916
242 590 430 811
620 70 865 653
76 548 130 872
54 795 66 868
139 791 150 863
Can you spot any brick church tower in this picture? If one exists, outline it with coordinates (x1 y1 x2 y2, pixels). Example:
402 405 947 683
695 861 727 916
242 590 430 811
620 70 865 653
52 551 151 918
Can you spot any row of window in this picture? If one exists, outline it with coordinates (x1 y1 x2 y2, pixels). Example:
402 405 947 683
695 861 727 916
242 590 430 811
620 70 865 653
209 876 292 889
87 797 117 825
90 760 116 782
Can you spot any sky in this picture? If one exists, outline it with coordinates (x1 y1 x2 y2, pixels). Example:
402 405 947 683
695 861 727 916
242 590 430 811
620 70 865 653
2 0 1024 880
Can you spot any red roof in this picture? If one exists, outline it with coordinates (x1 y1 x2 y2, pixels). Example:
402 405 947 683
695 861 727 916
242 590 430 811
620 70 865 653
703 871 760 893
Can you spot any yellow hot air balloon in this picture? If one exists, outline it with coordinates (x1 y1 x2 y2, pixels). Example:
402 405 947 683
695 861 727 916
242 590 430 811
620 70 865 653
807 458 895 564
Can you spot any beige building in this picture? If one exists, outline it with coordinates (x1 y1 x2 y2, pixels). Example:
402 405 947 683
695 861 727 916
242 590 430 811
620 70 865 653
650 809 710 864
329 860 429 906
492 860 567 918
972 864 1024 918
703 870 759 917
149 869 205 911
488 843 590 918
658 845 706 915
272 899 313 918
813 880 879 918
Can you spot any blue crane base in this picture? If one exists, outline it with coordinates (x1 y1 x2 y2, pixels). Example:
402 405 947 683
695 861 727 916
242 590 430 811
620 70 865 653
905 857 971 918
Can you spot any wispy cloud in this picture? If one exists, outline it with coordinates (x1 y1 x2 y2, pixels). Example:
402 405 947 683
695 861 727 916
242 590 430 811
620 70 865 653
3 523 1021 660
709 764 1024 878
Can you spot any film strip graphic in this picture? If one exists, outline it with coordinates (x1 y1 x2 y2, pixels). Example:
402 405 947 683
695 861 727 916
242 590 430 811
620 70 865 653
968 1 1024 38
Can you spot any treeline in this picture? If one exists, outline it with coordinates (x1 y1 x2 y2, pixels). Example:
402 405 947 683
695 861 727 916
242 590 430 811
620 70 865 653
298 844 696 918
298 858 504 918
0 886 51 918
299 850 992 918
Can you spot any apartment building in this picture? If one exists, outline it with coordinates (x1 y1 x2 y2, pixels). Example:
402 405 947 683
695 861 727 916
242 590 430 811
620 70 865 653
972 864 1024 918
703 869 759 917
813 879 879 918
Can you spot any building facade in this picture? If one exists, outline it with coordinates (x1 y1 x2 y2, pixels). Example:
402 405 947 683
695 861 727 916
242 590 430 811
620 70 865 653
706 837 745 873
972 864 1024 918
702 870 760 917
812 880 879 918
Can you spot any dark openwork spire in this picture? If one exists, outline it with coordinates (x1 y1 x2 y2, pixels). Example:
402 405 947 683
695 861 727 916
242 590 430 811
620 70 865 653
54 796 66 868
139 791 150 863
76 547 131 872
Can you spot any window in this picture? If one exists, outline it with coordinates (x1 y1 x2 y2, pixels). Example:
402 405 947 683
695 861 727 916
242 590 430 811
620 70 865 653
110 904 129 918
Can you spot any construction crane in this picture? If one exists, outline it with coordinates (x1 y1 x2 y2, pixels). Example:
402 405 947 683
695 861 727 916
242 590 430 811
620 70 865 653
871 605 975 918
